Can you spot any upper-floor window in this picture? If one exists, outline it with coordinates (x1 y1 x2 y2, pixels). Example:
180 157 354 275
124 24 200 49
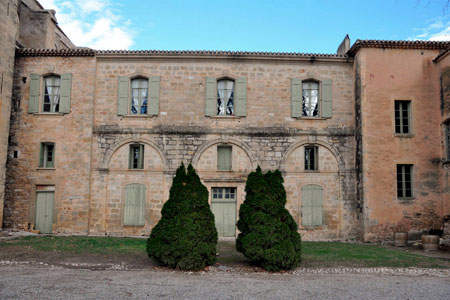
131 78 148 114
39 142 55 168
445 121 450 161
217 79 234 116
28 73 72 114
302 81 319 117
129 144 144 169
395 100 411 134
43 75 61 112
304 145 318 171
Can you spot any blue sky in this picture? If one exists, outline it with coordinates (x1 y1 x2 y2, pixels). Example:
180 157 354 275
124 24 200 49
39 0 450 53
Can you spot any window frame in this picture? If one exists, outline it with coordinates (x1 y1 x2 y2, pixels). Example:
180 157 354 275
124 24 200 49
129 144 144 170
304 145 318 171
302 79 321 118
397 164 414 199
217 145 232 171
216 78 235 116
42 74 61 113
394 100 412 135
129 77 149 115
39 142 55 168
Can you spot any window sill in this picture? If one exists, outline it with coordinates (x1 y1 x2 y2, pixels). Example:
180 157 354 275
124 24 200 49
128 168 145 171
121 114 156 118
394 133 415 138
294 117 329 120
32 112 66 116
36 168 55 170
208 115 242 119
398 197 415 201
216 169 232 172
304 170 319 173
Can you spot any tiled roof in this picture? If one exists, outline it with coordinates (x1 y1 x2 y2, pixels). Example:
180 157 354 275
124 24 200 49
16 48 96 57
347 39 450 56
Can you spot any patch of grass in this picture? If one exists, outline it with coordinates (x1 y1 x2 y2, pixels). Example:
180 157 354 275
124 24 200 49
302 242 449 268
0 236 146 254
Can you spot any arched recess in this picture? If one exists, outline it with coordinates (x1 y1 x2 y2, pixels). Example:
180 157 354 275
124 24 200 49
101 137 167 171
191 138 257 170
280 138 346 173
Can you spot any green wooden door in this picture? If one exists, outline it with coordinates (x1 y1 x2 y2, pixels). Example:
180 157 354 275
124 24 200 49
35 191 54 234
301 185 323 226
211 187 236 237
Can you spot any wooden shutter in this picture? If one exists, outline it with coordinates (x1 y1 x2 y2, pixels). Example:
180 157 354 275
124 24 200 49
301 185 323 226
124 184 145 226
234 77 247 116
29 74 40 113
39 143 44 167
148 76 160 115
117 77 129 116
138 144 144 169
217 146 232 170
205 77 217 116
321 79 333 118
291 78 302 117
59 73 72 113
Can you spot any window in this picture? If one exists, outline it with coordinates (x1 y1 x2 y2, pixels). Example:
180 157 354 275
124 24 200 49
304 145 318 171
301 185 323 226
217 145 232 171
43 75 61 112
397 164 413 198
445 121 450 160
129 144 144 169
217 79 234 116
131 78 148 114
395 101 411 134
124 184 146 226
302 81 319 117
39 142 55 168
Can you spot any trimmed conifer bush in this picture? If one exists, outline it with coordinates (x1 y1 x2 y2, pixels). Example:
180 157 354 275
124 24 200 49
146 163 218 270
236 167 301 271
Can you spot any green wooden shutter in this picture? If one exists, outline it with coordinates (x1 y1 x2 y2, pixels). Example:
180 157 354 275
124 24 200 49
205 77 217 116
39 143 44 167
301 185 323 226
312 185 323 226
291 78 302 117
235 77 247 116
138 144 144 169
217 146 232 170
29 74 40 113
148 76 160 115
301 186 313 226
59 73 72 113
321 79 333 118
124 184 145 226
117 77 129 116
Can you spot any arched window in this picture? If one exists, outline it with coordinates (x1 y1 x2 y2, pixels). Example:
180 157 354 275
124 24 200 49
301 184 323 226
124 183 146 226
302 80 319 117
131 78 148 114
43 75 61 112
217 79 234 116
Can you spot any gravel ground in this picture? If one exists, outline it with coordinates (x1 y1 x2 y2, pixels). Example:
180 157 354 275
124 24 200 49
1 264 450 300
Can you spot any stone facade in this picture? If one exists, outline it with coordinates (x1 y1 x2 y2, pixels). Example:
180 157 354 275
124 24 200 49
1 1 449 242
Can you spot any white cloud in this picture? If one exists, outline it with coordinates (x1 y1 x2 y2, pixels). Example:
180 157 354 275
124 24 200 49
409 17 450 41
38 0 134 49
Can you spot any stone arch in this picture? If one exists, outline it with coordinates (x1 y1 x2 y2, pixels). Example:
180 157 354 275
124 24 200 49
191 138 257 170
281 138 346 172
102 137 167 170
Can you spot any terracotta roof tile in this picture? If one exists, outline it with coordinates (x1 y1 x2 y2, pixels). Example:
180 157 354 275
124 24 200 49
16 48 96 57
347 39 450 56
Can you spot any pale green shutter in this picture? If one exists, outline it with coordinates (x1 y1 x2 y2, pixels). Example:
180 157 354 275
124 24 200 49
39 143 44 167
138 145 144 169
124 184 145 226
117 77 129 115
217 146 232 170
301 186 313 226
291 78 302 117
301 185 323 226
205 77 217 116
321 79 333 118
59 73 72 113
148 76 160 115
235 77 247 116
29 74 40 113
312 185 323 226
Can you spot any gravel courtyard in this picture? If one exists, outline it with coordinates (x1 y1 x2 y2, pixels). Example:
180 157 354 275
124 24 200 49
1 264 450 300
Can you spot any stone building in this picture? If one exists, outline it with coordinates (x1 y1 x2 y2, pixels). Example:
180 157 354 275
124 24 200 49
1 0 449 241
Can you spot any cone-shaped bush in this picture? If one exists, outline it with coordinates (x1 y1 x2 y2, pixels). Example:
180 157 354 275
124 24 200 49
236 167 301 271
147 163 218 270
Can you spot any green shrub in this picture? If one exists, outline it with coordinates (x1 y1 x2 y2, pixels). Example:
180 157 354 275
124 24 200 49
146 163 218 270
236 167 301 271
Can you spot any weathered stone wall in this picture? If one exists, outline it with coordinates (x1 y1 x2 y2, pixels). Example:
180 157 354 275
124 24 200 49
0 0 20 228
4 56 96 233
358 48 446 241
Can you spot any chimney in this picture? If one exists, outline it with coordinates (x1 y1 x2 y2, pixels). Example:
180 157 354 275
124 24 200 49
337 34 350 55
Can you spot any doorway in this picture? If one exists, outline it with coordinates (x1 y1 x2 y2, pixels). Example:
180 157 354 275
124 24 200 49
211 187 236 237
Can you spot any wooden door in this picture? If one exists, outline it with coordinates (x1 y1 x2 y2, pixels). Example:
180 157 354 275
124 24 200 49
211 187 236 237
35 191 54 234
